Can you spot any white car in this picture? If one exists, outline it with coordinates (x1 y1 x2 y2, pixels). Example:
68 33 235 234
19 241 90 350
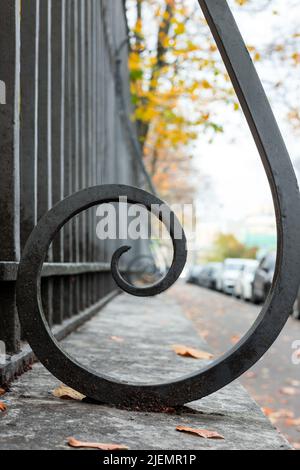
220 259 247 294
234 260 259 301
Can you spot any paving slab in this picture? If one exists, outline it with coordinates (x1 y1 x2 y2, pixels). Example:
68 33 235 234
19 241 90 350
0 293 290 450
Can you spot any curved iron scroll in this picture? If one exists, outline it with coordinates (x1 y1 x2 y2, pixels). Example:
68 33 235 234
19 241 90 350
16 0 300 408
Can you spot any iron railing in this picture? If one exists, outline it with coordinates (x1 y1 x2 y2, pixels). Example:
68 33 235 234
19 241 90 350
0 0 146 385
15 0 300 409
1 0 300 409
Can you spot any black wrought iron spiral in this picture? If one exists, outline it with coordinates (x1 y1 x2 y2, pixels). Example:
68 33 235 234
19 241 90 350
16 0 300 408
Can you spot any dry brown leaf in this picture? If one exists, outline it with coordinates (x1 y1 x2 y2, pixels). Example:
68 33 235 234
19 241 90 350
0 388 6 397
285 417 300 427
280 387 299 396
67 437 129 451
245 371 257 380
53 385 85 401
286 379 300 387
230 335 241 345
0 402 7 412
262 407 274 417
263 408 294 424
110 336 124 343
172 345 213 360
176 426 224 440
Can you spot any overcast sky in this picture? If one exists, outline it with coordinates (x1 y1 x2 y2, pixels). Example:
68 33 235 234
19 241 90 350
194 0 300 228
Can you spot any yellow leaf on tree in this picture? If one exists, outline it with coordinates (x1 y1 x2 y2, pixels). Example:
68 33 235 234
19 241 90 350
175 23 185 35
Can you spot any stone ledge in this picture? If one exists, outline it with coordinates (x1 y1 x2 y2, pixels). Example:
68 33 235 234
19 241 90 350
0 293 290 450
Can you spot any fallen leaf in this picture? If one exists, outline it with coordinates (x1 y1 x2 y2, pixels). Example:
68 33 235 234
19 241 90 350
285 417 300 427
245 371 257 380
280 387 299 396
172 345 213 360
272 409 294 419
176 426 224 440
0 402 7 412
262 407 274 417
110 336 124 343
67 437 129 451
230 335 241 345
286 379 300 388
53 385 85 401
263 408 294 424
0 388 6 397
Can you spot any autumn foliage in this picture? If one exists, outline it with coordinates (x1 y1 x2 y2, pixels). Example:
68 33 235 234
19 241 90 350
127 0 300 200
207 233 258 262
127 0 235 201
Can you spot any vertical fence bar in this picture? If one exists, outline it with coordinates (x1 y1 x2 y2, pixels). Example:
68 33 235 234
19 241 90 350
64 0 74 319
77 0 83 311
52 0 65 325
69 0 77 316
73 0 80 315
20 0 39 252
86 0 93 307
96 0 102 300
92 0 98 303
79 0 87 309
20 0 40 339
102 6 109 266
38 0 53 326
107 2 118 267
0 0 21 353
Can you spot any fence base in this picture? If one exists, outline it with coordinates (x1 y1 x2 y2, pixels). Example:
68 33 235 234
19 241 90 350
0 290 118 387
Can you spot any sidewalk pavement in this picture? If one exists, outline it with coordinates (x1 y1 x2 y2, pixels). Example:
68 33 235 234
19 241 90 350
0 292 290 450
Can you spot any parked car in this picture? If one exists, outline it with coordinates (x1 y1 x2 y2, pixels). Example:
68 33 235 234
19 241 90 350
186 265 203 285
234 260 259 301
197 263 222 290
210 263 223 290
220 258 247 294
252 252 276 304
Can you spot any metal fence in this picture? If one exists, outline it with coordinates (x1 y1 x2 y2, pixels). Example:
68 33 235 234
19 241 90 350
0 0 145 385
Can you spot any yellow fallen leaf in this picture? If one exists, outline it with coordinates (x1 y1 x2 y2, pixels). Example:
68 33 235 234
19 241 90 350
0 402 7 412
53 384 85 401
67 437 129 451
172 345 213 360
176 426 224 440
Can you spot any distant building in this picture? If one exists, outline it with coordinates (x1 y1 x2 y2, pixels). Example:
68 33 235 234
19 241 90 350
238 211 277 252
